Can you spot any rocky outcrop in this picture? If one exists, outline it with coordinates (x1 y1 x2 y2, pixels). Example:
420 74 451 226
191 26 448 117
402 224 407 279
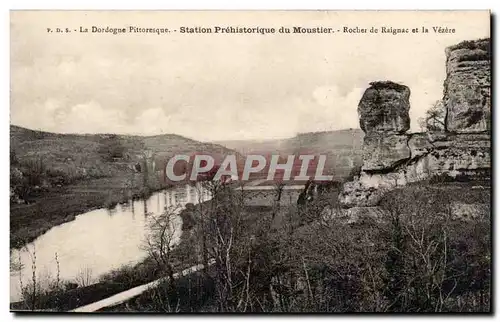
362 134 410 171
358 81 412 172
337 38 491 217
444 38 491 133
358 81 410 134
339 132 490 208
321 205 387 224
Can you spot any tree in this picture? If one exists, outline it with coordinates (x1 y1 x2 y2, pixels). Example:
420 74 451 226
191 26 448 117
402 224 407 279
143 205 181 311
145 206 179 280
419 100 446 132
10 149 19 165
98 134 126 161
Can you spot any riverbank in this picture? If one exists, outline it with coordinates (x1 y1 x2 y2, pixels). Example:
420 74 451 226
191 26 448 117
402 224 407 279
10 188 285 312
10 174 170 250
102 182 491 313
10 183 305 311
10 204 202 311
98 188 329 312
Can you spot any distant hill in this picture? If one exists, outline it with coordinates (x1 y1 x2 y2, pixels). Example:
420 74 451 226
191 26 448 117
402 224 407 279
215 129 364 179
10 125 363 184
10 125 238 182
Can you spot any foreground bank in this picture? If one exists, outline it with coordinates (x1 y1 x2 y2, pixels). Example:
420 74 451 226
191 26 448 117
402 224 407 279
102 181 491 312
10 174 168 250
10 201 206 311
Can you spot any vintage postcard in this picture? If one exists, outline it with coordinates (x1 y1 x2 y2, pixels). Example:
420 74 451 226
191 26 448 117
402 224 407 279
10 10 491 313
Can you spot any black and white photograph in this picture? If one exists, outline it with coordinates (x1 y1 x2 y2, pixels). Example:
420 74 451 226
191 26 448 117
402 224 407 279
9 10 491 313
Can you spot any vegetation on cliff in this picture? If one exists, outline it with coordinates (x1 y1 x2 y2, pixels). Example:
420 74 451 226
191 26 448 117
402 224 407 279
98 181 489 313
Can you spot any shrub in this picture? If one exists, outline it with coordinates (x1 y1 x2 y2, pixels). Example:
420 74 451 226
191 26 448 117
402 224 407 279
428 173 455 184
10 149 19 165
45 168 69 186
19 157 45 186
98 135 126 162
448 38 490 52
346 165 362 181
428 173 471 184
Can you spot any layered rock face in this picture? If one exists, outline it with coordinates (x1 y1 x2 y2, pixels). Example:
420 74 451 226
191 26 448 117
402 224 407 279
358 81 412 172
340 132 490 208
337 38 491 217
358 81 411 134
444 38 491 133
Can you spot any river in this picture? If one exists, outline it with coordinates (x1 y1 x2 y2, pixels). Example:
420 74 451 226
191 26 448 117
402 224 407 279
10 183 211 302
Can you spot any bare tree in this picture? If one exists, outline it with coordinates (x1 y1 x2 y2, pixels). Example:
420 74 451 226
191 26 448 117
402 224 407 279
194 178 253 311
75 266 94 287
144 205 180 282
143 204 182 311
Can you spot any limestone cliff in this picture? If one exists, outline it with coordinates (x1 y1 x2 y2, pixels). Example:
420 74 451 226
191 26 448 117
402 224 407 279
337 38 491 216
339 132 490 208
444 38 491 133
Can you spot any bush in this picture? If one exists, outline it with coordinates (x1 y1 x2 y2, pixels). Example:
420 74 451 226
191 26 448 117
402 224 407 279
377 186 490 312
346 165 362 181
19 157 45 187
428 173 471 184
428 173 455 184
10 149 19 165
10 167 27 202
369 81 408 91
45 168 70 186
98 135 126 162
448 38 490 52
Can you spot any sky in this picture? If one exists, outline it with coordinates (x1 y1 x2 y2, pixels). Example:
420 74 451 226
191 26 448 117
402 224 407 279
10 11 490 142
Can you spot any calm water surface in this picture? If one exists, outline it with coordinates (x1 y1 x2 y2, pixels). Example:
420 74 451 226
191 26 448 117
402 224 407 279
10 183 210 302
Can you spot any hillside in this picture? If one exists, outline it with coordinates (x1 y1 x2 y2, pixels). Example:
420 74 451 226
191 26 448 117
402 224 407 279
11 125 236 178
215 129 364 179
9 124 238 248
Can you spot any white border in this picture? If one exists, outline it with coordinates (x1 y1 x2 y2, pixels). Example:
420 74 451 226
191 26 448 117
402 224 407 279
2 1 499 10
2 1 498 322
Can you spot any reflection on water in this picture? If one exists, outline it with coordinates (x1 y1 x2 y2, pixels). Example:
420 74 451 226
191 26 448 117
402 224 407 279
10 183 210 302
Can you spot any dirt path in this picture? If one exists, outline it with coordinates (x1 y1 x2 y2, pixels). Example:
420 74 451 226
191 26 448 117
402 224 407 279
70 259 215 313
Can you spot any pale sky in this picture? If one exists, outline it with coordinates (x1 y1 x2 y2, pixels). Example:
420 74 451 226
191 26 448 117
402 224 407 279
10 11 490 141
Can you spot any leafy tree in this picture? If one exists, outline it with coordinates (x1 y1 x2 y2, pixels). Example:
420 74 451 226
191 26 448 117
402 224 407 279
419 100 446 132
